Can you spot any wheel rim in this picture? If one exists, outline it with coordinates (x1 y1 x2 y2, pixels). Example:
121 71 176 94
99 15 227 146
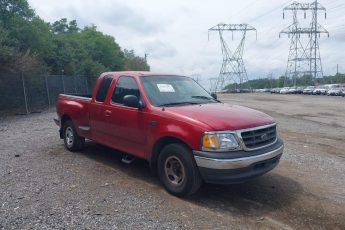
65 127 74 147
164 156 185 186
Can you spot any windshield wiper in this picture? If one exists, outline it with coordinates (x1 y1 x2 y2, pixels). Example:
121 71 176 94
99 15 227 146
159 102 200 107
191 95 214 100
191 95 220 103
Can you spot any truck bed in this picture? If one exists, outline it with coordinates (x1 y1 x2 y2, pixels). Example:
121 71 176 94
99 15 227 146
59 93 92 101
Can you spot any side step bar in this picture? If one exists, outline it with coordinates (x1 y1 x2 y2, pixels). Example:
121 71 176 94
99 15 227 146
54 118 60 126
79 126 91 131
121 154 135 164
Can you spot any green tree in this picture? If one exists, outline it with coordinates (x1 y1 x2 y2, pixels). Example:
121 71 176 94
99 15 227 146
68 20 79 33
0 0 150 77
0 22 14 70
47 22 127 81
51 18 69 34
79 25 124 70
0 0 34 23
123 49 150 71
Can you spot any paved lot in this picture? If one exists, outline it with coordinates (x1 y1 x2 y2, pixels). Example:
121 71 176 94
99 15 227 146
0 93 344 229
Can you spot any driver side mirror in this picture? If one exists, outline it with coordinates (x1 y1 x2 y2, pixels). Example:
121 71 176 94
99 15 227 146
123 95 145 109
211 93 217 100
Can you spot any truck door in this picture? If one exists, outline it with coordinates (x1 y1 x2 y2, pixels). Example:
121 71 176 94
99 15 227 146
89 75 114 142
103 76 148 158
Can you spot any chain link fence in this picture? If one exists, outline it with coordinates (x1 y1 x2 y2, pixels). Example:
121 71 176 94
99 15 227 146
0 72 93 115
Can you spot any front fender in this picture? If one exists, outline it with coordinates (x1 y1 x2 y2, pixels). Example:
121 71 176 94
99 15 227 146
146 116 205 160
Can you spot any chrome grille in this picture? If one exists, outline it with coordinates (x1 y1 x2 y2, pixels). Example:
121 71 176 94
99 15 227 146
241 124 277 149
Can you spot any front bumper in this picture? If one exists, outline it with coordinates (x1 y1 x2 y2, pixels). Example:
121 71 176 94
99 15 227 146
193 139 284 184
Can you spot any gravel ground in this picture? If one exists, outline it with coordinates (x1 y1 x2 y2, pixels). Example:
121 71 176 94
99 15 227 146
0 93 344 229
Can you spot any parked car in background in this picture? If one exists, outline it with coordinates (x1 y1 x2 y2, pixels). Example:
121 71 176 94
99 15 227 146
270 88 281 94
303 86 315 94
288 87 297 94
296 87 305 94
327 87 344 96
256 88 271 93
327 84 341 90
280 87 290 94
270 88 280 94
313 86 329 95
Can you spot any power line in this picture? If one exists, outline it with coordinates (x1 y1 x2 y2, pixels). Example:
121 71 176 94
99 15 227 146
248 0 294 23
327 4 345 11
229 0 258 21
325 0 345 7
327 24 345 29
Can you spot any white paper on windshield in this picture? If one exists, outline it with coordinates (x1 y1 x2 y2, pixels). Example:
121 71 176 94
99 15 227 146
157 84 175 92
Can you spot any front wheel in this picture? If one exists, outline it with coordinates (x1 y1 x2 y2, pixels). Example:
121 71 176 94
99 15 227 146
158 143 202 196
63 120 85 151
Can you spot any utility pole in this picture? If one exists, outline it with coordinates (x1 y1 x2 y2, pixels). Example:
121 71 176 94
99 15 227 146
280 1 328 86
45 75 51 107
267 73 273 89
144 53 149 71
208 23 256 92
21 72 29 114
61 69 66 94
314 0 318 80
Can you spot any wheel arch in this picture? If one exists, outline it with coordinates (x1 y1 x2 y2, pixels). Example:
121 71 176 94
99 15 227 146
149 136 192 174
59 114 72 138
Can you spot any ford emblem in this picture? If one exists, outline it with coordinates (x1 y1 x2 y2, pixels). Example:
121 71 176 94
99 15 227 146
260 134 268 140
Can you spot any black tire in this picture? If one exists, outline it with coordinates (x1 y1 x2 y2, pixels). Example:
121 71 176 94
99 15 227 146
63 120 85 151
157 143 202 197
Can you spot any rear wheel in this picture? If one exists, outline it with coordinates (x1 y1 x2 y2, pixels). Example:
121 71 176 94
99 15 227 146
63 120 85 151
158 143 202 196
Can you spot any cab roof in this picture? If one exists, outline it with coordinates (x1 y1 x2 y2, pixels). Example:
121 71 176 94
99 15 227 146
101 71 180 78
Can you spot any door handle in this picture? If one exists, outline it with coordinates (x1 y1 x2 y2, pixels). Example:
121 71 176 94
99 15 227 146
105 110 112 116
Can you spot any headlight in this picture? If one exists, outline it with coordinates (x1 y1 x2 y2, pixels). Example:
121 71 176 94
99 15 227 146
202 132 240 152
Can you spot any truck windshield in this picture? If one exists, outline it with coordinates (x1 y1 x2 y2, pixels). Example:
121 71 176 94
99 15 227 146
140 75 218 107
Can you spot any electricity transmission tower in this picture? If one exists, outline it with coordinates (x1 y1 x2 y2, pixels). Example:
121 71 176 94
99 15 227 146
209 23 256 92
267 73 274 89
280 1 328 86
208 77 218 92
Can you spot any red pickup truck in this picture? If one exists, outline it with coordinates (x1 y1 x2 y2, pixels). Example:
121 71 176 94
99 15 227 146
55 72 284 196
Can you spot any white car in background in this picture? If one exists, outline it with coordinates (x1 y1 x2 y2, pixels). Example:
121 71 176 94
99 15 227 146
303 86 315 94
280 87 290 94
288 87 297 94
327 87 344 96
313 86 329 95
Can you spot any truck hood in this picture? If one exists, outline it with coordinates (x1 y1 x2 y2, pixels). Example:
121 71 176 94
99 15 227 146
165 103 274 131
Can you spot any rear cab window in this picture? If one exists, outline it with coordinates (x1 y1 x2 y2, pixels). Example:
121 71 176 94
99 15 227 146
95 75 113 102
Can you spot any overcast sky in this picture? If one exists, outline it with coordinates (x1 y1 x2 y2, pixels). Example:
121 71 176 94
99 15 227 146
28 0 345 88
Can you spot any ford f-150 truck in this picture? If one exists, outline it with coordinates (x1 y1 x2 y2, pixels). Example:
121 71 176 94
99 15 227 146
55 71 284 196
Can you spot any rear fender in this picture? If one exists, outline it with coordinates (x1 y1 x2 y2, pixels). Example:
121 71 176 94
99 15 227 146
56 98 89 137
